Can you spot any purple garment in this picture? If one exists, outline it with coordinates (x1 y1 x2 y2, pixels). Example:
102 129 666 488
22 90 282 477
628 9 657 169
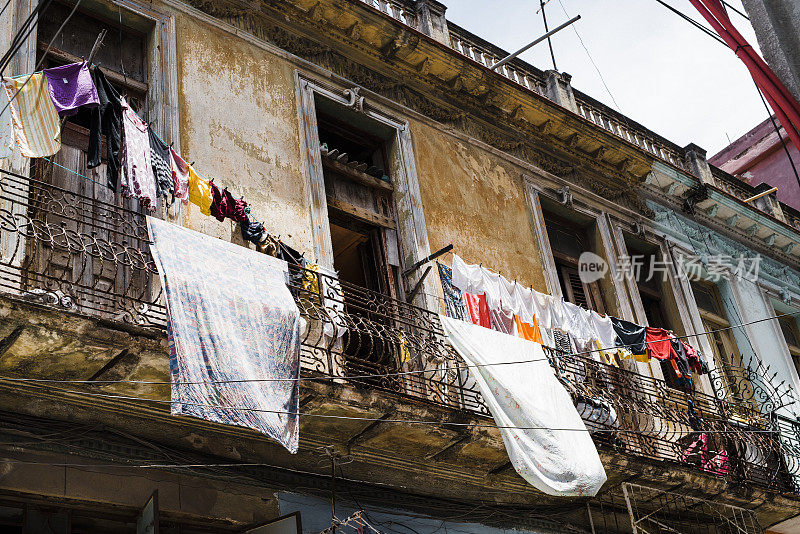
43 62 99 117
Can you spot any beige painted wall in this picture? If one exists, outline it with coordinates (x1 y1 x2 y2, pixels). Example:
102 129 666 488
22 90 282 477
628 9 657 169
170 10 551 291
173 15 314 255
410 120 548 292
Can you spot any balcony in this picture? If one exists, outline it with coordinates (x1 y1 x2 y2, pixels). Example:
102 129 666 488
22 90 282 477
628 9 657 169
1 169 799 505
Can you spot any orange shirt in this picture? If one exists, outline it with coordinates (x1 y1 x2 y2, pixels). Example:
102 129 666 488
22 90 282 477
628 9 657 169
514 314 544 344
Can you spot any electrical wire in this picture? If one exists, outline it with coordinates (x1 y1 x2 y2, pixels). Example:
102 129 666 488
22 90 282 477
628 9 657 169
653 0 726 46
753 82 800 194
0 0 55 74
720 0 749 21
2 385 780 435
555 0 622 112
652 0 800 193
1 304 796 387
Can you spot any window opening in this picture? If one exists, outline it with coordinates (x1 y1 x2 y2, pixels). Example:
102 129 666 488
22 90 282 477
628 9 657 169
543 210 606 313
22 1 155 319
314 99 409 386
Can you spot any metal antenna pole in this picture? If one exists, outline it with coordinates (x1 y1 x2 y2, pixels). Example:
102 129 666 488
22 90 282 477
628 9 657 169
540 0 557 70
490 15 580 71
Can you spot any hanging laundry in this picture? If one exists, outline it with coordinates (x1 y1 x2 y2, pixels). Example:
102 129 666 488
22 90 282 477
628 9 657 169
440 316 607 496
682 340 709 375
277 240 305 266
547 294 566 331
188 166 213 215
645 327 673 360
0 90 13 159
436 261 468 322
530 290 556 330
682 433 730 476
464 292 491 328
120 97 156 210
397 331 411 364
210 183 248 223
514 314 543 344
669 337 694 387
301 261 320 294
276 240 305 289
451 254 501 310
561 302 596 349
148 129 173 200
222 188 247 222
147 217 301 453
169 147 190 203
240 214 266 245
43 62 99 117
452 254 484 295
209 180 227 222
2 73 61 157
87 68 122 190
611 318 647 360
553 329 575 354
490 305 515 335
589 312 620 358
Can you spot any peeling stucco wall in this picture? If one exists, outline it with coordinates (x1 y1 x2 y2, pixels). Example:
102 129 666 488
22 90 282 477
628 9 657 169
411 120 548 291
174 15 314 255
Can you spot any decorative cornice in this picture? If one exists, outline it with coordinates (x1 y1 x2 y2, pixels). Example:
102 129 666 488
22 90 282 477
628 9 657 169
184 0 651 212
649 201 800 298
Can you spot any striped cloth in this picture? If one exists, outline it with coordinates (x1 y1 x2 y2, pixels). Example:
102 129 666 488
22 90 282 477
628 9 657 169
2 73 61 158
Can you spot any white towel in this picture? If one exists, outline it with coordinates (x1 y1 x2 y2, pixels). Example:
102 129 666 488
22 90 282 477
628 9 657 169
440 315 607 496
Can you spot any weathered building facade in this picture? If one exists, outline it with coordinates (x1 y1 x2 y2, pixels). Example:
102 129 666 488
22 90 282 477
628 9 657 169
1 0 800 532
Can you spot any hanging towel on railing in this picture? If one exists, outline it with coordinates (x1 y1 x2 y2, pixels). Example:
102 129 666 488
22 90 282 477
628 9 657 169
147 217 301 453
440 315 607 496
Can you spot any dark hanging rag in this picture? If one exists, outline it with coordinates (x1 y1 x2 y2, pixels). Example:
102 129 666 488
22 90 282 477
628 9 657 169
87 68 122 190
240 214 265 245
148 129 174 200
209 181 227 222
611 317 647 356
669 337 693 388
222 188 247 222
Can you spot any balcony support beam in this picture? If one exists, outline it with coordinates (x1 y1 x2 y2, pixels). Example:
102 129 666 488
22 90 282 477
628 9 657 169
425 431 472 462
0 326 24 359
346 411 396 453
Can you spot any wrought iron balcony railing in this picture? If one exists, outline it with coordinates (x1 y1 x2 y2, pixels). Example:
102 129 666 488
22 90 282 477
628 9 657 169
1 168 799 494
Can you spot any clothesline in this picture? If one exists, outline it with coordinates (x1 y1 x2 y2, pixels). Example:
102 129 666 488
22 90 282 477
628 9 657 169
442 254 710 388
1 60 280 246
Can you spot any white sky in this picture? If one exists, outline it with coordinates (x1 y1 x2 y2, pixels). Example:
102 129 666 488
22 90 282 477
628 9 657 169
445 0 765 155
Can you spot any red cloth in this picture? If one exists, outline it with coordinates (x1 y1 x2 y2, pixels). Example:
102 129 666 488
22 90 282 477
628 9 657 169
463 293 490 328
645 327 673 360
681 340 708 375
209 183 248 223
689 0 800 158
209 181 227 222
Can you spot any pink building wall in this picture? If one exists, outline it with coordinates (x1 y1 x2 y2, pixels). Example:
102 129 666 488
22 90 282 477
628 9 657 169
710 117 800 212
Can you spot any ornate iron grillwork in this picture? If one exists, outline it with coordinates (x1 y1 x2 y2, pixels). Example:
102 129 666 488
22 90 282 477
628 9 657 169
1 168 799 493
550 350 795 493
